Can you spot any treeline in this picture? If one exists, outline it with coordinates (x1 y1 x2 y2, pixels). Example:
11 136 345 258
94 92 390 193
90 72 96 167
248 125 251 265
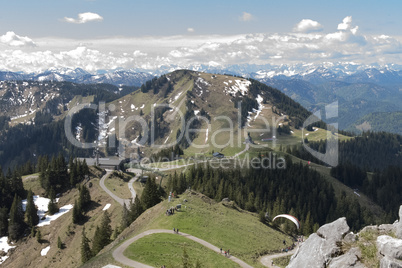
140 75 174 98
288 131 402 171
167 155 372 232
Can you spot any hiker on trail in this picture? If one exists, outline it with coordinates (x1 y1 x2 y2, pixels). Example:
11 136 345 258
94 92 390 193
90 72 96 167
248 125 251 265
283 240 286 245
173 228 175 233
177 229 179 233
220 248 222 254
227 249 230 256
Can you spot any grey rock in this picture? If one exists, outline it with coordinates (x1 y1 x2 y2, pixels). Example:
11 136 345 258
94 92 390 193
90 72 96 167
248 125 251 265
396 206 402 239
380 255 402 268
377 235 402 260
344 232 357 243
288 218 350 268
329 248 366 268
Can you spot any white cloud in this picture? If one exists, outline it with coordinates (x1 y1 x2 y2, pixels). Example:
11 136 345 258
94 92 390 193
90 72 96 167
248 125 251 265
0 16 401 72
0 31 36 47
63 12 103 24
240 12 253 22
294 19 323 33
187 28 195 33
338 16 353 30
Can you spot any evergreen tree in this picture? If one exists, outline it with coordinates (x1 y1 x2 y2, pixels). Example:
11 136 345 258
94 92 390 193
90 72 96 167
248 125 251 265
141 177 160 210
8 194 25 241
36 229 42 243
72 199 81 224
81 227 92 263
129 196 144 222
0 207 8 237
48 188 59 215
120 203 129 231
79 185 91 210
92 211 112 255
57 236 63 249
25 189 39 228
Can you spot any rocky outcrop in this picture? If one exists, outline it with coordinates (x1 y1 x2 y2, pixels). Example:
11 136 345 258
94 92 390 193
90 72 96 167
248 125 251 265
329 247 365 268
286 205 402 268
287 218 352 268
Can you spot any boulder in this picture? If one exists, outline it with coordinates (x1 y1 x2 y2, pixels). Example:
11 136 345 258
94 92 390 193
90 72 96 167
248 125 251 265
287 218 350 268
377 235 402 260
380 255 402 268
329 247 366 268
344 232 357 243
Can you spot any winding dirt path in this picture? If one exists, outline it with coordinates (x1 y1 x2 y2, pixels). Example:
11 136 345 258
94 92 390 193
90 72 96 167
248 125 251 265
99 170 137 207
260 245 298 268
112 229 253 268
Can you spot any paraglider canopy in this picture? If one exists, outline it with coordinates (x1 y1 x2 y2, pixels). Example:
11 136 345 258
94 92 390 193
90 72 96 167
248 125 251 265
273 214 301 229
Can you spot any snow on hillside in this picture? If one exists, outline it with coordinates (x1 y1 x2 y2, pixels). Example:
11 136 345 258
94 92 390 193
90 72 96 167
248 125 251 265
40 246 50 256
22 195 73 227
0 236 15 264
224 79 250 96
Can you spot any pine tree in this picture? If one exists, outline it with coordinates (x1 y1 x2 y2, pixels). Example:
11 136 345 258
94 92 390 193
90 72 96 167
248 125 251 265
303 211 313 235
129 196 144 222
81 227 92 263
25 189 39 228
72 199 81 224
79 185 91 210
120 203 129 231
48 188 59 215
141 177 160 210
8 194 25 241
92 211 112 255
57 236 63 249
0 207 9 237
36 229 42 243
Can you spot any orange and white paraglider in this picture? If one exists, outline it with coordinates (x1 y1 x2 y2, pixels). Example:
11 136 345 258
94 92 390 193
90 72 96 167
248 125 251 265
273 214 301 229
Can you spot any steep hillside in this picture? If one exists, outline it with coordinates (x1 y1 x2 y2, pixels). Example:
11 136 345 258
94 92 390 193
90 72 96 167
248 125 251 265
101 70 312 159
83 191 293 268
348 111 402 135
1 169 123 268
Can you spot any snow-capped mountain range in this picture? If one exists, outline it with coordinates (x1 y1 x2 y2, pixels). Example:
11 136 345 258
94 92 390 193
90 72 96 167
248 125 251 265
0 68 154 87
2 63 402 87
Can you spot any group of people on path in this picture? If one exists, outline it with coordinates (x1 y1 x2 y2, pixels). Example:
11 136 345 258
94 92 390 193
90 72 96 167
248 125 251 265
173 228 179 234
166 207 177 216
220 247 230 257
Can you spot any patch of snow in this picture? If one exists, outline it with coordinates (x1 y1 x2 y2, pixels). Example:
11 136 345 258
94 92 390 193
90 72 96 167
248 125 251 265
174 91 183 101
0 236 15 263
164 136 169 144
131 104 135 110
305 133 309 136
353 191 360 197
37 204 73 227
224 79 250 96
102 204 111 211
223 81 228 86
290 130 294 134
22 195 52 219
253 95 264 120
140 104 145 109
194 110 200 116
41 246 50 256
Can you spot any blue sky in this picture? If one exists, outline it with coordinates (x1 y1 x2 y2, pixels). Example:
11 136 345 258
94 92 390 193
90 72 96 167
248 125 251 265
0 0 401 72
